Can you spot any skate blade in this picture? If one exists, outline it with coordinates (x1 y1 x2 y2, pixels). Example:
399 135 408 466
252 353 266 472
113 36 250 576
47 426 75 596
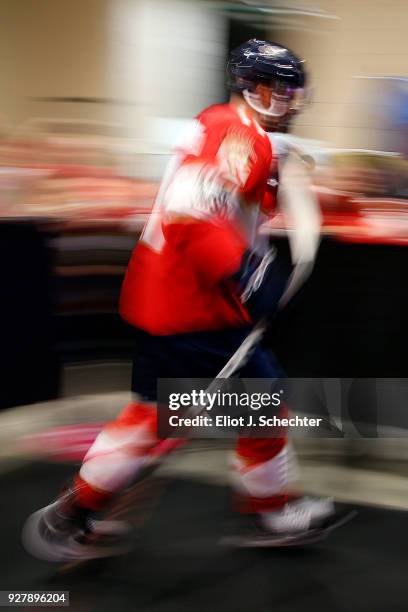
221 509 358 549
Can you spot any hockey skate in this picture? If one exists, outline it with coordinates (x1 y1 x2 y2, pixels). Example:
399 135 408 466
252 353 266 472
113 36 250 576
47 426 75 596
22 487 131 565
222 496 357 548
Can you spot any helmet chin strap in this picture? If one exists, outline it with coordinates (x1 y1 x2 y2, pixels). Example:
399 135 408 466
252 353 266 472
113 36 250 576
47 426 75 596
242 89 289 118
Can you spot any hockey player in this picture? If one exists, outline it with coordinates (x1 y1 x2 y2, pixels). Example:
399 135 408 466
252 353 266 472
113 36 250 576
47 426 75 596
23 40 343 561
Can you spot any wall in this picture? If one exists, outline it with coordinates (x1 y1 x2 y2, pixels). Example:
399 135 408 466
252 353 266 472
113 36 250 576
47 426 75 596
273 0 408 148
1 0 407 150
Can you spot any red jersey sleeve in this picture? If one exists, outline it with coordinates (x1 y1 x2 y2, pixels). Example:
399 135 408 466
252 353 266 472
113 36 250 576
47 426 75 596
163 220 246 286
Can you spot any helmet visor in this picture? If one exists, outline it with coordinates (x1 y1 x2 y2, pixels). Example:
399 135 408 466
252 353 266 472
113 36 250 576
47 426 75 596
243 81 307 118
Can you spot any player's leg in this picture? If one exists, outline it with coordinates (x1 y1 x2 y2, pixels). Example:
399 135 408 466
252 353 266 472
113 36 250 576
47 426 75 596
22 329 163 562
71 326 162 515
231 345 343 546
22 397 160 562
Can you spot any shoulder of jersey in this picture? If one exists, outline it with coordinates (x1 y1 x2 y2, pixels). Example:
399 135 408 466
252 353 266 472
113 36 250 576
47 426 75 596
197 103 269 139
197 103 237 126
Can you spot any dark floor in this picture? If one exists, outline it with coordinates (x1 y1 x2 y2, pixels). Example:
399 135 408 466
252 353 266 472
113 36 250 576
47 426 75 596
1 461 408 612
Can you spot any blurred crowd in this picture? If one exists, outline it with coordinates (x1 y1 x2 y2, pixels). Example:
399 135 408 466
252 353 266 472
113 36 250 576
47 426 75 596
1 87 408 245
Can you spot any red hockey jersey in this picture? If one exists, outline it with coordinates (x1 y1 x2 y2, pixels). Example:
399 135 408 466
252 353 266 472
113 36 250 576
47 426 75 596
120 103 273 335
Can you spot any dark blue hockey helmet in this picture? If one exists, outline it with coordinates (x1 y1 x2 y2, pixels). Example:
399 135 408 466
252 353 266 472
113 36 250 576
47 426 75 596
227 39 306 91
227 39 307 122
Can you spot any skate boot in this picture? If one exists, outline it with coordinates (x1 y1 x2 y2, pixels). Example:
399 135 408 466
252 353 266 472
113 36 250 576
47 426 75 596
224 495 356 548
22 485 130 563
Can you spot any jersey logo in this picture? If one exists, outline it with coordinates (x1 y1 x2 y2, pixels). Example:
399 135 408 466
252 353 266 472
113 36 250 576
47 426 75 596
217 127 257 187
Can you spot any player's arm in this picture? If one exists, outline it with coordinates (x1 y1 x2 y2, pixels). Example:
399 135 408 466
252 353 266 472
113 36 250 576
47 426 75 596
171 217 287 322
164 218 247 286
280 148 321 265
162 119 277 314
278 148 322 307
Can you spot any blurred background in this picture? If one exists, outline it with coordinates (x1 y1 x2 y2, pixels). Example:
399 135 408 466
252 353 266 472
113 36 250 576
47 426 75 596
0 0 408 502
1 4 408 610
